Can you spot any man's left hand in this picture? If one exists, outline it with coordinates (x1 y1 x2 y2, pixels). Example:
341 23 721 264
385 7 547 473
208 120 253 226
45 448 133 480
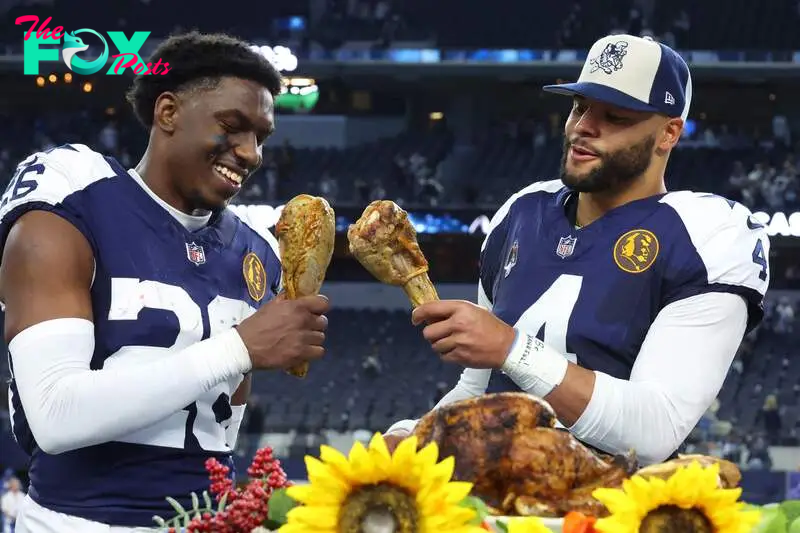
411 300 516 369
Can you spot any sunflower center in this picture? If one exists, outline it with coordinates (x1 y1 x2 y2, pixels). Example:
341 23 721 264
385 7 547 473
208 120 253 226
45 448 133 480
338 483 419 533
640 505 714 533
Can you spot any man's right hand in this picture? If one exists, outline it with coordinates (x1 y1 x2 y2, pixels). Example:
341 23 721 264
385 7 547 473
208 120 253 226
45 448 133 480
384 430 411 453
236 294 330 370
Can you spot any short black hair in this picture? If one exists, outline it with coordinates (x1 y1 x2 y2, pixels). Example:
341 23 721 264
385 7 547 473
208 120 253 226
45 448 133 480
126 31 284 128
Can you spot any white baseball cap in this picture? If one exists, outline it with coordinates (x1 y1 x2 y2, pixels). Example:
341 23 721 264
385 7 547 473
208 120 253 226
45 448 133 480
543 34 692 121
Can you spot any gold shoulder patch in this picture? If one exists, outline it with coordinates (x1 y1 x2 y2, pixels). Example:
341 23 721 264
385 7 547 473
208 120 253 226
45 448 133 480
613 229 659 274
243 252 267 301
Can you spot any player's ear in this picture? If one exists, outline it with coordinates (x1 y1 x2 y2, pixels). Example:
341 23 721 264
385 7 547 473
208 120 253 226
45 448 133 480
153 92 179 134
657 117 683 152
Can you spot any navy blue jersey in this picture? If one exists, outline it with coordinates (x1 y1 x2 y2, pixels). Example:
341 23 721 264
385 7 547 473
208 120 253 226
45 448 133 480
481 180 769 393
0 144 281 526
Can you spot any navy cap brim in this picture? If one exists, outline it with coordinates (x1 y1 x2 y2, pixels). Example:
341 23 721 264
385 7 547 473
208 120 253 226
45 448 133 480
542 81 663 115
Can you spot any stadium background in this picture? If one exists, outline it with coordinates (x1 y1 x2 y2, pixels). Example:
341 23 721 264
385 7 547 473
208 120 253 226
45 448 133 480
3 0 800 514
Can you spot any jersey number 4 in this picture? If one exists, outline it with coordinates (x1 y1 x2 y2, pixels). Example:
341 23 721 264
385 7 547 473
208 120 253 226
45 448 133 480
513 274 582 364
751 239 768 282
107 278 256 452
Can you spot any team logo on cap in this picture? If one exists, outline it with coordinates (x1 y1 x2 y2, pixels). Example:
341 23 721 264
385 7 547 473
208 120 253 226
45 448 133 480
589 41 629 75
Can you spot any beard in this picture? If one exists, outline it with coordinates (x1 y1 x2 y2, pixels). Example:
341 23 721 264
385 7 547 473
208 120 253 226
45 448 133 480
559 134 655 193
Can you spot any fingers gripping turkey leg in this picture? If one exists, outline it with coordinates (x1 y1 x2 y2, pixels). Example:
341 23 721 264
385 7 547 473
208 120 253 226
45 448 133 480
275 194 336 378
347 200 438 308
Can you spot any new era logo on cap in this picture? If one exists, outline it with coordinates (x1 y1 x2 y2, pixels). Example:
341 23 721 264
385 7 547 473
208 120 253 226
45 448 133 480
543 34 692 121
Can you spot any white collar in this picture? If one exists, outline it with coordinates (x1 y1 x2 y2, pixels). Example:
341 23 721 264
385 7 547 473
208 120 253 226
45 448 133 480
127 169 211 232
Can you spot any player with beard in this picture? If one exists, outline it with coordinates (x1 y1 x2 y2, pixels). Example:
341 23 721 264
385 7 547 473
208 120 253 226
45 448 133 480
384 34 770 464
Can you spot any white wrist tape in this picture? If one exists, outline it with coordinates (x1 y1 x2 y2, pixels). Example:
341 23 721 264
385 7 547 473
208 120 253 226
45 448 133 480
501 329 569 398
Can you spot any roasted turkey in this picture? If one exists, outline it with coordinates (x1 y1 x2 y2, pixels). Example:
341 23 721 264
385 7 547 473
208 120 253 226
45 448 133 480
347 200 438 308
413 392 637 517
274 194 336 378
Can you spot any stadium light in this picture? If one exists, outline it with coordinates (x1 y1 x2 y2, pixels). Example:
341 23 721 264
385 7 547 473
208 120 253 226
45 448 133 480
82 82 92 93
64 73 72 83
248 44 298 72
48 74 57 83
35 77 45 87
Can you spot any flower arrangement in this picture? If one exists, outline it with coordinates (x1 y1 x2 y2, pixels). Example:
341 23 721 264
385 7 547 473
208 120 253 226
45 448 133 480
157 436 792 533
154 447 294 532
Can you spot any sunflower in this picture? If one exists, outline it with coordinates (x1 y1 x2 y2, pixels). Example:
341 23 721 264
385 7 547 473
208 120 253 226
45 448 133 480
503 516 552 533
279 433 485 533
591 461 761 533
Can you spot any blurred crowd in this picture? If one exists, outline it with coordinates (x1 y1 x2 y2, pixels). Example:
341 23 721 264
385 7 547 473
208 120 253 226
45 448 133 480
0 471 23 533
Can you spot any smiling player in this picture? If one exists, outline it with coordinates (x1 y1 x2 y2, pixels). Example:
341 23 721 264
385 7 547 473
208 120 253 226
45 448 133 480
1 32 329 531
386 34 770 465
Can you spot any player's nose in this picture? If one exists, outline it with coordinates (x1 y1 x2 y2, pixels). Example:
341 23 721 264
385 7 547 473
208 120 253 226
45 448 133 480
232 134 262 172
573 105 602 137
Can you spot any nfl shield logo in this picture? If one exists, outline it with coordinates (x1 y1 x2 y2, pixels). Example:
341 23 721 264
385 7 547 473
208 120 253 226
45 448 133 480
186 242 206 266
503 240 519 278
556 236 577 259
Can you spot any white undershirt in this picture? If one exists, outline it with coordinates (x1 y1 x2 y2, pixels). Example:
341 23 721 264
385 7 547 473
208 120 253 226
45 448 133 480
387 291 748 465
127 169 211 231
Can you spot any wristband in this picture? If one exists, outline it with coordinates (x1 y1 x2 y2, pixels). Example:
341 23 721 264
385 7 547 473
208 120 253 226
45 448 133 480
501 329 569 398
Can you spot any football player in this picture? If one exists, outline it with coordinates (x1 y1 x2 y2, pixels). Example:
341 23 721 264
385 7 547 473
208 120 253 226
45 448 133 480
385 34 770 465
0 32 329 531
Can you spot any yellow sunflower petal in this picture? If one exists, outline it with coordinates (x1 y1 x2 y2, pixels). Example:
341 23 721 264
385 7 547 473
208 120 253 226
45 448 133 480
347 441 383 485
319 445 356 483
368 432 392 459
592 487 640 516
430 454 456 484
505 516 552 533
366 433 394 480
415 441 440 470
593 514 637 533
286 484 347 507
304 456 351 497
442 481 473 504
285 505 339 528
388 438 423 490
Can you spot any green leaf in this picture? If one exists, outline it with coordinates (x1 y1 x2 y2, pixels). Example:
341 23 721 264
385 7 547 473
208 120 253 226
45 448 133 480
165 496 187 516
782 501 800 524
217 492 228 513
460 495 490 525
495 520 509 533
752 507 788 533
267 488 299 525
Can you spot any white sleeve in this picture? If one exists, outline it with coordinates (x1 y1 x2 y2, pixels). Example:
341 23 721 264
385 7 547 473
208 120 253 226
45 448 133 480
10 318 253 455
385 281 493 435
569 292 747 464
